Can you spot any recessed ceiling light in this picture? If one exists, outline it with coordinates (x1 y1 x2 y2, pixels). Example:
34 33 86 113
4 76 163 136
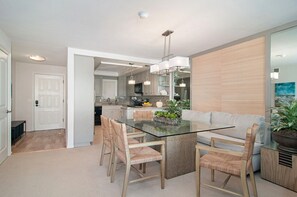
275 54 286 58
138 11 149 19
29 55 46 62
101 61 143 68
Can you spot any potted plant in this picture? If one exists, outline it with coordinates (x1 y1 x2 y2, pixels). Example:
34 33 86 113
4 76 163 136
154 99 190 125
154 111 179 125
271 98 297 153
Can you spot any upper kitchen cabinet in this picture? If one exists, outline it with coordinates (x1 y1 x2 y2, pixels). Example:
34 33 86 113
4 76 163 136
127 81 135 96
94 76 101 96
126 70 161 96
118 75 126 97
143 70 159 95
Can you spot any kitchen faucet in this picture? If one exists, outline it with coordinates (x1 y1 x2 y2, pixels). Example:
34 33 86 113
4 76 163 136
106 98 111 104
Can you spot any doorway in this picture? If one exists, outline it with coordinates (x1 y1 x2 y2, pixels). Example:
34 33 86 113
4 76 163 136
34 74 65 131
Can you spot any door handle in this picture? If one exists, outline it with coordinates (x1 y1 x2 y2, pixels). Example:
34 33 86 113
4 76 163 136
6 110 12 113
35 100 39 107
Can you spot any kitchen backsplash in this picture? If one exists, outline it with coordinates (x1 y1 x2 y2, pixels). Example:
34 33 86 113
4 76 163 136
133 96 169 107
95 95 169 107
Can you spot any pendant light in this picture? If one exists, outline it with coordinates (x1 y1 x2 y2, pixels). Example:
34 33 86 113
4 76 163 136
144 66 151 85
150 30 190 74
128 63 136 85
179 78 186 87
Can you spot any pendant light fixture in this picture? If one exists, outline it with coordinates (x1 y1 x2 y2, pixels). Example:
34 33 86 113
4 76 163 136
179 78 186 87
144 66 151 85
128 63 136 85
150 30 190 74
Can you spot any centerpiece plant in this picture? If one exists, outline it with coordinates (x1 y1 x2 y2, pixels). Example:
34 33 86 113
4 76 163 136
154 99 190 125
271 98 297 153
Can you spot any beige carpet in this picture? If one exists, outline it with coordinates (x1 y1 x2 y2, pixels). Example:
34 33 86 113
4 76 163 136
0 126 296 197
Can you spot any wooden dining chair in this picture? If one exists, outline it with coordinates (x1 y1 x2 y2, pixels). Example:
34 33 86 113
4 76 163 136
99 115 145 176
133 110 154 121
132 110 154 172
195 124 259 197
110 119 165 197
99 115 113 176
129 110 153 136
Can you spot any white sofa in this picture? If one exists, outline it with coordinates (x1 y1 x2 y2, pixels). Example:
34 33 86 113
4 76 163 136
182 110 266 171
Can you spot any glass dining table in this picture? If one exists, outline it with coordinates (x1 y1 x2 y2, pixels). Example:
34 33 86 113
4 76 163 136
118 118 234 179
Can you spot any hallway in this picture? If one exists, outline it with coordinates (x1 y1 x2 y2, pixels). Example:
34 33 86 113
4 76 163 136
12 129 66 154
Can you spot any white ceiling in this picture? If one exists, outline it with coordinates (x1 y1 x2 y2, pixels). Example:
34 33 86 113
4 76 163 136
1 0 297 69
94 57 149 76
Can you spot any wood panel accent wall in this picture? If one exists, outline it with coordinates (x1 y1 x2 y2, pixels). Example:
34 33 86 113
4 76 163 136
191 37 265 115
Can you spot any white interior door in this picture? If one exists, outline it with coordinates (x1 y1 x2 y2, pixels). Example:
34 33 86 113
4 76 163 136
0 49 9 164
34 74 64 131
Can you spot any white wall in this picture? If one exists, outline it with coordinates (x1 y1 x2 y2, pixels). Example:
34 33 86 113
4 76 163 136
74 55 94 147
274 65 297 99
13 62 66 131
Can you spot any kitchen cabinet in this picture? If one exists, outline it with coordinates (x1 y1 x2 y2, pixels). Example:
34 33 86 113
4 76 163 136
102 105 122 120
126 82 135 96
121 106 163 119
118 75 126 96
94 77 101 96
143 71 159 95
125 70 169 96
94 106 102 125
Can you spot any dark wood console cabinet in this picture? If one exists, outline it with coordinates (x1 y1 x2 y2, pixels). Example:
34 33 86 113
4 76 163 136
95 106 102 125
11 120 26 145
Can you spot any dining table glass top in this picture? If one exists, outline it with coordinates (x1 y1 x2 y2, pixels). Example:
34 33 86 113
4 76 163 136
118 119 234 138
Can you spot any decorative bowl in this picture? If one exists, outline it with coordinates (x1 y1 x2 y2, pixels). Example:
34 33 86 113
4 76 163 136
142 103 152 107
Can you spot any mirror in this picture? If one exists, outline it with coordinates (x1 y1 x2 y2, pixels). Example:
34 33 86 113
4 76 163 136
173 70 190 101
270 26 297 108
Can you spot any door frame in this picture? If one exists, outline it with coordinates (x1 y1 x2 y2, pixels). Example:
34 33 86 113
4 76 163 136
33 73 66 131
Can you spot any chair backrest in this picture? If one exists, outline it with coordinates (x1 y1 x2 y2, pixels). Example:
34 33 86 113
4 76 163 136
110 120 130 163
242 123 259 167
133 110 153 121
101 115 112 142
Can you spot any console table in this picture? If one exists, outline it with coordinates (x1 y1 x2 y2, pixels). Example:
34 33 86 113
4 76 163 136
261 143 297 192
11 120 26 145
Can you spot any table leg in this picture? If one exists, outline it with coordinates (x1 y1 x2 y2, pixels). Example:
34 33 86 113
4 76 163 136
162 133 197 179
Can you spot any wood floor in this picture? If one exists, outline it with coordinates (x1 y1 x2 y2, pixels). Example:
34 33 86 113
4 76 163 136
12 129 66 154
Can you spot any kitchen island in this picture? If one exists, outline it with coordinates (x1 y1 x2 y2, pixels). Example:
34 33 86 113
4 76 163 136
96 104 163 121
121 106 163 120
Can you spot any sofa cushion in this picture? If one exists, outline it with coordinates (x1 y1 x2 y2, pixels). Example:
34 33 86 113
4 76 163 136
197 131 262 155
233 114 265 144
211 112 265 144
182 110 211 124
211 112 235 125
